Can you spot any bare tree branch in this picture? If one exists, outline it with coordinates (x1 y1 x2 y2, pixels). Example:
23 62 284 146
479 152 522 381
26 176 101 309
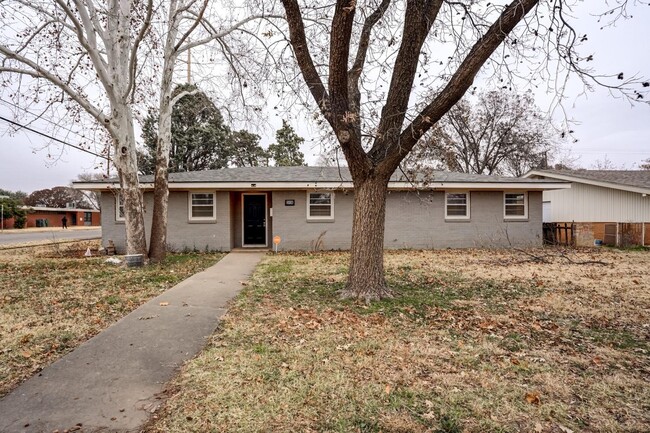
385 0 539 172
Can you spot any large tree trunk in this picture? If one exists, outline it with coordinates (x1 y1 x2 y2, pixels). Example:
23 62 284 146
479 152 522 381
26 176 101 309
112 107 148 257
341 174 392 301
148 140 170 261
148 0 180 262
148 63 175 262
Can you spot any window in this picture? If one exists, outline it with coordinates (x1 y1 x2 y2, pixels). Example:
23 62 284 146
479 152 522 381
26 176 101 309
445 192 470 219
115 194 125 221
84 212 92 223
307 192 334 220
504 192 528 219
189 192 216 221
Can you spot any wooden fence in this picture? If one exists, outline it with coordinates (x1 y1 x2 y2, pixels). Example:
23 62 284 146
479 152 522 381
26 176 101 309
543 222 575 246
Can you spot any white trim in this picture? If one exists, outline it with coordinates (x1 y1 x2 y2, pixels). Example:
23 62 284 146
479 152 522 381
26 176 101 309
115 194 125 222
503 191 528 220
188 191 217 221
75 181 571 191
445 191 470 220
524 170 650 195
242 193 268 247
306 191 335 221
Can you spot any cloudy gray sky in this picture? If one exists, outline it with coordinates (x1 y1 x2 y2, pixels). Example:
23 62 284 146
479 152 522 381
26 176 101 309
1 3 648 194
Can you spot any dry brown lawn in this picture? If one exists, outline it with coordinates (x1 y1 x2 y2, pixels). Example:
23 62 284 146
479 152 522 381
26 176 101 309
146 248 649 433
0 241 224 397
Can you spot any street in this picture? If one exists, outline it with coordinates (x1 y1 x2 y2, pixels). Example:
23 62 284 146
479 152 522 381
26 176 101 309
0 228 101 246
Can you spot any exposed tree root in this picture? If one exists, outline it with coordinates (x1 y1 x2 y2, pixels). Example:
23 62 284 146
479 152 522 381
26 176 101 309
339 283 395 303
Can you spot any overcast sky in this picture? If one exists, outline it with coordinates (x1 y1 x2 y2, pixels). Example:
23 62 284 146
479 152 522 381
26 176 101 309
1 3 648 194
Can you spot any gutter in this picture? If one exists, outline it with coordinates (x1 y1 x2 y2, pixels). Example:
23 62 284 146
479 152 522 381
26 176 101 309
73 181 571 191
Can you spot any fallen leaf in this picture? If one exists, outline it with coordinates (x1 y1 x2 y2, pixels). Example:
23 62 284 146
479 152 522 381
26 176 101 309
558 424 574 433
21 350 32 358
240 280 249 286
534 422 543 433
159 302 169 307
525 391 541 405
385 384 391 395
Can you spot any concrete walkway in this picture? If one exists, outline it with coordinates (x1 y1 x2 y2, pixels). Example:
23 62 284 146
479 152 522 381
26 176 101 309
0 251 265 433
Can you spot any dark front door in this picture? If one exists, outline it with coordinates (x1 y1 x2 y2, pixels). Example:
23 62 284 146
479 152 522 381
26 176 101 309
243 194 266 246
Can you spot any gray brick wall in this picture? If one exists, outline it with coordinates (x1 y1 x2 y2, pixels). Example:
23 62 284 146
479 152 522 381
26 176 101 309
101 189 542 253
271 190 542 250
271 190 354 250
100 191 126 250
100 191 231 253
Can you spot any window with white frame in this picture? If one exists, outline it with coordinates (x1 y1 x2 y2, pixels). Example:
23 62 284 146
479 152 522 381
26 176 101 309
188 192 216 220
307 192 334 220
445 192 470 219
504 192 528 219
115 193 125 221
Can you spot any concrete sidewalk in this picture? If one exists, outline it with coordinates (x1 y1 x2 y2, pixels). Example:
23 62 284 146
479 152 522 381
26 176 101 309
0 251 265 433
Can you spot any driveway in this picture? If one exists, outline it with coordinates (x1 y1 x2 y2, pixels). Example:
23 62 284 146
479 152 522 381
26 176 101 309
0 227 101 246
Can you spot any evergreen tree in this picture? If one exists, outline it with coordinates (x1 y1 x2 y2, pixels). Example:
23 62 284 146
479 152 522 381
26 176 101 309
268 120 306 166
140 84 230 174
0 196 26 229
227 130 269 167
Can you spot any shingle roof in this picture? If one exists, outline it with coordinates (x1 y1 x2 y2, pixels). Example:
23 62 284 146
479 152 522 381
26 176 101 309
89 166 561 184
531 169 650 190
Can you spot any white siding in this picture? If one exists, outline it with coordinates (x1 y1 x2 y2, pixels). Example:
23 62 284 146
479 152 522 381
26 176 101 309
543 182 650 222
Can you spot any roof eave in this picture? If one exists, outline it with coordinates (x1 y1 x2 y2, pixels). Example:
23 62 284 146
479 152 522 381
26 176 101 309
524 170 650 195
73 181 571 191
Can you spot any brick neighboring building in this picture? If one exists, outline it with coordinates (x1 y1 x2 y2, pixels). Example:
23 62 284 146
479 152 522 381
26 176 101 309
524 169 650 247
17 206 100 228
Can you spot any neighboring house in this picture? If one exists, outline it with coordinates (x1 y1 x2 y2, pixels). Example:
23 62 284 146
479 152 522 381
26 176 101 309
524 169 650 247
74 166 568 253
21 206 100 228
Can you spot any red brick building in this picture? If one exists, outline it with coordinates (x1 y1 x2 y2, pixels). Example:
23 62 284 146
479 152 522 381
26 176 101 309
3 206 101 229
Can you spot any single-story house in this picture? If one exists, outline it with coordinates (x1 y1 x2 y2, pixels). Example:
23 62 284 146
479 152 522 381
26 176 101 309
74 166 569 253
524 169 650 247
2 206 101 229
